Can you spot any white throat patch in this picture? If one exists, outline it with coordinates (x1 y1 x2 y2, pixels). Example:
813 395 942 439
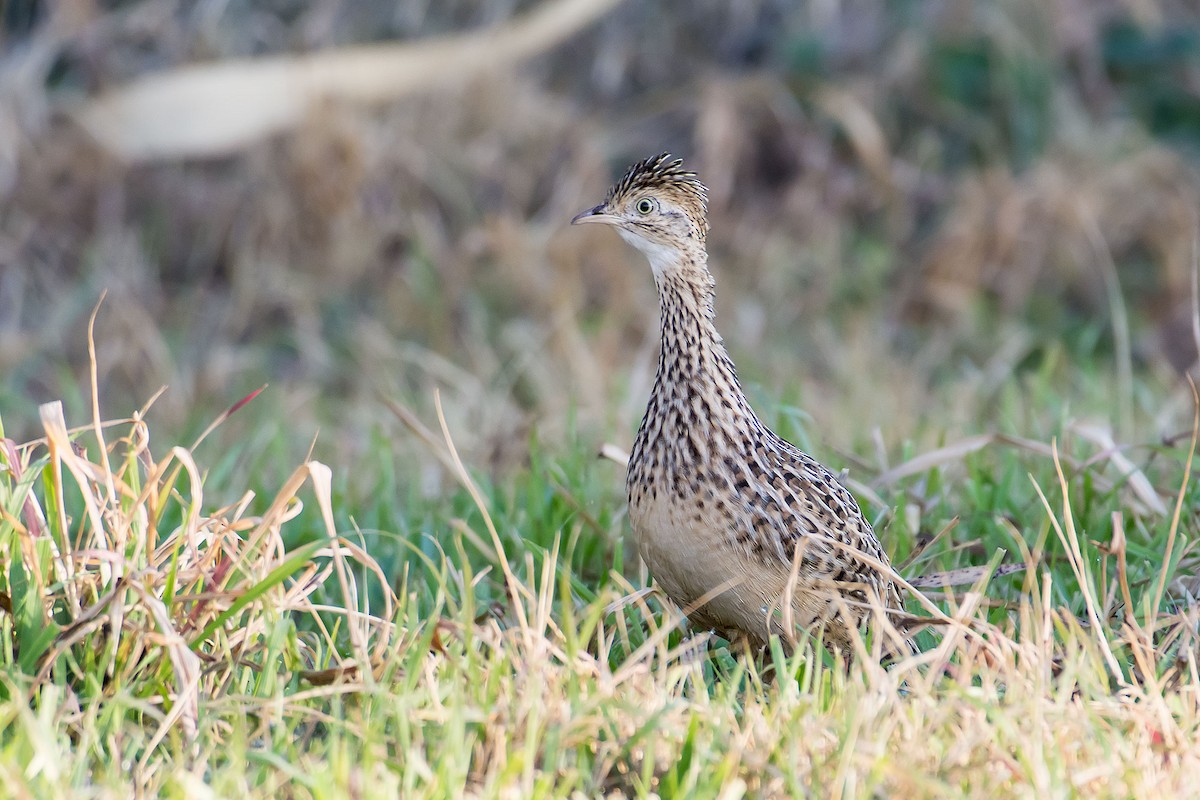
617 228 683 280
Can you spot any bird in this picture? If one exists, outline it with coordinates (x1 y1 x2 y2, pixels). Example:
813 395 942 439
572 153 910 658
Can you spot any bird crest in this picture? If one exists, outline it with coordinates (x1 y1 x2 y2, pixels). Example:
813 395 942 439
606 153 709 229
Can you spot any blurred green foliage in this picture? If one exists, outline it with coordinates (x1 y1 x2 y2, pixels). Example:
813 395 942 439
1105 19 1200 150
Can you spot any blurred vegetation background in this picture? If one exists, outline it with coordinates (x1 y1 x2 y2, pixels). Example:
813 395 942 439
2 0 1200 487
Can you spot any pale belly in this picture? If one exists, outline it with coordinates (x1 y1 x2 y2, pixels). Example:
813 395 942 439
628 488 859 649
630 494 781 642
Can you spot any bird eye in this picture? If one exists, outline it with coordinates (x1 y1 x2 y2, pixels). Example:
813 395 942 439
636 198 656 215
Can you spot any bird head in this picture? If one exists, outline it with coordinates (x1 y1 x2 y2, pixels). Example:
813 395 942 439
572 154 709 276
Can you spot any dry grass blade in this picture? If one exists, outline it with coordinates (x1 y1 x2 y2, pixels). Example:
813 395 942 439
871 431 1152 509
133 578 201 764
603 586 656 615
86 294 117 534
433 390 533 638
1150 377 1199 631
838 474 889 513
1110 511 1136 622
898 517 960 570
40 402 106 547
813 532 988 648
384 396 460 475
1071 421 1168 516
1029 440 1125 682
190 385 268 450
1192 232 1200 364
610 580 735 686
871 434 996 487
308 460 373 676
598 443 630 467
1081 210 1134 437
909 562 1026 589
0 436 48 540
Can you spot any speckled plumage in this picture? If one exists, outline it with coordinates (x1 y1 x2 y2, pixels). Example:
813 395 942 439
573 154 907 655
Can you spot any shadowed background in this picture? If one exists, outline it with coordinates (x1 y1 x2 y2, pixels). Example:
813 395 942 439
3 0 1200 486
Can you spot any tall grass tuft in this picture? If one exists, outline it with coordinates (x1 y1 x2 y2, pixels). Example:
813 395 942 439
0 315 397 772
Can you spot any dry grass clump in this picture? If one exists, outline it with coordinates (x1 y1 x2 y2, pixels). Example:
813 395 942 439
0 336 398 773
914 141 1200 324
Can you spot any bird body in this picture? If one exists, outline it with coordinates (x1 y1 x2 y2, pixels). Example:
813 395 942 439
574 154 906 655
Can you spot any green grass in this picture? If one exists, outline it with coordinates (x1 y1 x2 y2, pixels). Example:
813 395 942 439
1 337 1197 799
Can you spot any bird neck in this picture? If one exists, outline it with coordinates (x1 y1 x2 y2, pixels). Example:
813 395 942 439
628 254 763 486
650 256 755 419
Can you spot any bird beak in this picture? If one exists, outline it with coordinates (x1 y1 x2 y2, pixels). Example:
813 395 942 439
571 204 620 226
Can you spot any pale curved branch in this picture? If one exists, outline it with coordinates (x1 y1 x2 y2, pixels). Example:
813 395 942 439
71 0 623 163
